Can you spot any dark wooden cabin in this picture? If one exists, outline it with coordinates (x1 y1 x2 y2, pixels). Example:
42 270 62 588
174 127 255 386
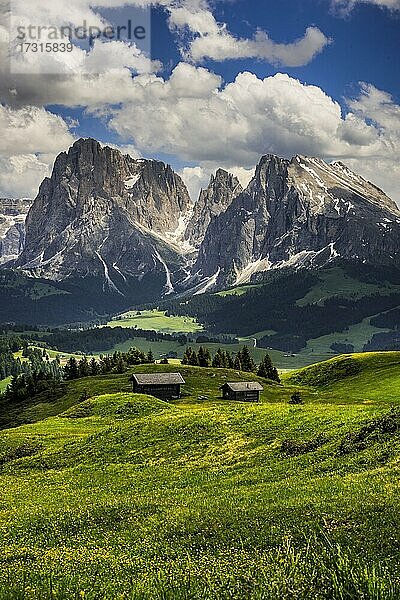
131 373 185 401
220 382 263 402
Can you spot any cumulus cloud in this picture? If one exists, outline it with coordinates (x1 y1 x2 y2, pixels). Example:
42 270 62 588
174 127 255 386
0 105 75 198
1 58 399 203
108 65 363 163
0 105 74 157
229 167 254 190
0 0 329 108
344 84 400 200
168 4 329 66
187 25 330 66
0 0 398 204
1 0 158 93
0 104 143 198
169 5 220 36
178 166 211 201
178 164 254 202
100 141 142 159
0 154 50 199
106 64 400 202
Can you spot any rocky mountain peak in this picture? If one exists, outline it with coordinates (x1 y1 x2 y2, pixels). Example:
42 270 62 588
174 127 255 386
6 141 400 302
184 168 243 248
14 140 191 296
194 153 400 289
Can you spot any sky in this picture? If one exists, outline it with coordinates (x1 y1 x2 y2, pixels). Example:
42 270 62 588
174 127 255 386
0 0 399 203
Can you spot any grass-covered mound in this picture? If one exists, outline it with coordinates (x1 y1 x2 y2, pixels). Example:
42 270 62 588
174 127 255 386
0 360 399 598
285 351 400 387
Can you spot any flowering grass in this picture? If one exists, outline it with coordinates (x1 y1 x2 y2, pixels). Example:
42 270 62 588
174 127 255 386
0 355 399 598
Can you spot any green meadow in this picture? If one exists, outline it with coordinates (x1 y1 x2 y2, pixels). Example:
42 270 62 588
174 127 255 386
107 310 203 333
0 353 399 598
296 267 400 306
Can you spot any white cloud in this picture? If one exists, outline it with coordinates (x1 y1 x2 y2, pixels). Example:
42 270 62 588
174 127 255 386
229 167 254 190
343 84 400 200
169 5 220 36
0 105 75 198
0 105 74 157
178 166 210 201
178 164 255 202
0 154 50 199
0 0 328 108
2 0 158 85
187 25 330 67
168 4 330 66
100 141 142 159
332 0 400 13
0 0 398 204
107 64 400 203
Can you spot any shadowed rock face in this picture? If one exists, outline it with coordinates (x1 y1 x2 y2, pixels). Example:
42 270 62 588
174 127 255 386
194 154 400 287
184 169 243 248
15 139 192 296
10 139 400 299
0 198 32 264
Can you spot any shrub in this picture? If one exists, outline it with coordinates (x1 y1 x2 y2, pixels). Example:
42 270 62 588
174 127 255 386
289 391 303 405
338 408 400 455
280 434 326 456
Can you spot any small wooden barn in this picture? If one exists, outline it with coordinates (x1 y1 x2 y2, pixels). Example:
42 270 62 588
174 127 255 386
130 372 185 401
220 382 263 402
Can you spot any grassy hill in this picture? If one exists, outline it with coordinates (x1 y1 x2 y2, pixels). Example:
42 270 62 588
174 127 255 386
0 356 399 598
295 267 400 306
285 351 400 402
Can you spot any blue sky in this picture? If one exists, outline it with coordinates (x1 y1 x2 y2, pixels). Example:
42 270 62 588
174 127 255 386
1 0 399 202
53 0 400 143
154 0 399 100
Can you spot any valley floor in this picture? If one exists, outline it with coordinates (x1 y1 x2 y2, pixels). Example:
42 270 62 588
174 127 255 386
0 354 399 598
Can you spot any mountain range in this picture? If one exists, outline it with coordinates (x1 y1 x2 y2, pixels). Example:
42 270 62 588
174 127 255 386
0 198 32 265
3 137 400 316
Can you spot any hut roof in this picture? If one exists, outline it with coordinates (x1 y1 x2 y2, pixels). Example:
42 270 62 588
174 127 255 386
221 382 263 392
131 373 186 385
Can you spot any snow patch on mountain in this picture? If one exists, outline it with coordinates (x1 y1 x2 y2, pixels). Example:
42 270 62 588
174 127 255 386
153 249 174 295
163 212 196 254
124 174 141 189
193 268 221 295
235 257 272 285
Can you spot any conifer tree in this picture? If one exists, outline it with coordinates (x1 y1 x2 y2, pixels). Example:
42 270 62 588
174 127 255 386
78 356 90 378
198 346 211 367
212 349 223 368
147 349 155 364
89 357 99 376
182 347 198 366
258 353 281 382
226 351 235 369
237 346 256 372
64 357 79 380
114 356 127 374
234 355 242 371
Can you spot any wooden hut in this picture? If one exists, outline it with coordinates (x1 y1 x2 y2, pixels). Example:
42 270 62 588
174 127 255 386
220 381 263 402
131 372 185 400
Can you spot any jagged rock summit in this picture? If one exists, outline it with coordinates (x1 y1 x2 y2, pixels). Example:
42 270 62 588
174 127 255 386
184 169 243 249
194 154 400 288
10 139 400 300
16 138 192 298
